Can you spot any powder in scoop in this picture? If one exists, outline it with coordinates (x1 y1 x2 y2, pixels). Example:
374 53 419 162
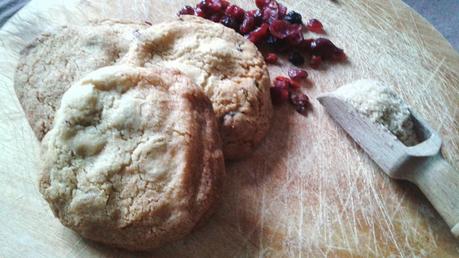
333 79 419 146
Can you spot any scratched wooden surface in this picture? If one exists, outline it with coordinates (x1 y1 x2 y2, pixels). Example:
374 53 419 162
0 0 458 257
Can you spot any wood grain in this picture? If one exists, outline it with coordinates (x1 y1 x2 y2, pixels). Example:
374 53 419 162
0 0 458 257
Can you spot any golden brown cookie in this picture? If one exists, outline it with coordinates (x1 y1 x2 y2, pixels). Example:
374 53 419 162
38 65 225 251
122 16 272 159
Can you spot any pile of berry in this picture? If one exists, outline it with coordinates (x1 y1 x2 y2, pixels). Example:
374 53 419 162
179 0 346 115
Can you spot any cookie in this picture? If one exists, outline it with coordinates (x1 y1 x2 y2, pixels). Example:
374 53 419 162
38 65 225 251
122 15 272 159
14 20 147 139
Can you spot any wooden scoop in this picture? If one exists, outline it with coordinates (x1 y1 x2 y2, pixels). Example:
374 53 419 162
317 93 459 238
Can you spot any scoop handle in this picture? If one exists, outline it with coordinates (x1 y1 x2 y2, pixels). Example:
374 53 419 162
411 154 459 238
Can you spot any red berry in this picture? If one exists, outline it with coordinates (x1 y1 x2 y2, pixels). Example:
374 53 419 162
289 93 311 115
273 76 290 85
271 77 290 104
310 38 344 60
306 19 324 33
195 7 206 17
269 20 303 45
256 0 270 9
288 68 308 80
285 23 303 45
310 55 322 69
225 5 245 21
274 76 299 90
269 20 289 39
240 12 256 34
178 5 195 16
262 1 283 24
196 0 229 17
274 76 291 88
265 53 278 64
247 23 270 44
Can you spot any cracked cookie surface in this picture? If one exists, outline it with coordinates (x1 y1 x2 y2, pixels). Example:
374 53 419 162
38 65 225 251
122 15 272 159
15 20 147 139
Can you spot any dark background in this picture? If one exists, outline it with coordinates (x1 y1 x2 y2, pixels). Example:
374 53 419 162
0 0 458 51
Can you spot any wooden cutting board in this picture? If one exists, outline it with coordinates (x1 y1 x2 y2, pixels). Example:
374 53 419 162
1 0 458 257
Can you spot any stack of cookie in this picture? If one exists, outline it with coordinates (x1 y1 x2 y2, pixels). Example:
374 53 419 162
14 16 272 250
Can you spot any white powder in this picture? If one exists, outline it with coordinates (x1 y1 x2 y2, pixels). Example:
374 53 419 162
332 79 419 146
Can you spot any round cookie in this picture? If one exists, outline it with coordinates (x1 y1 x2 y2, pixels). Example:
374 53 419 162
122 15 272 160
38 65 225 251
14 20 148 140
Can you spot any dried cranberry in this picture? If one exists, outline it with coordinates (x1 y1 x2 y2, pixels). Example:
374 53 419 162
269 20 303 45
270 77 289 104
256 0 270 9
274 76 299 90
310 38 344 60
240 12 256 34
288 51 305 66
310 55 322 69
195 7 206 17
247 23 270 44
306 19 324 33
288 68 308 80
262 1 283 24
274 76 290 88
289 93 311 115
225 5 245 21
284 11 303 24
269 20 289 39
178 5 195 15
265 53 278 64
285 24 304 45
198 0 229 14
